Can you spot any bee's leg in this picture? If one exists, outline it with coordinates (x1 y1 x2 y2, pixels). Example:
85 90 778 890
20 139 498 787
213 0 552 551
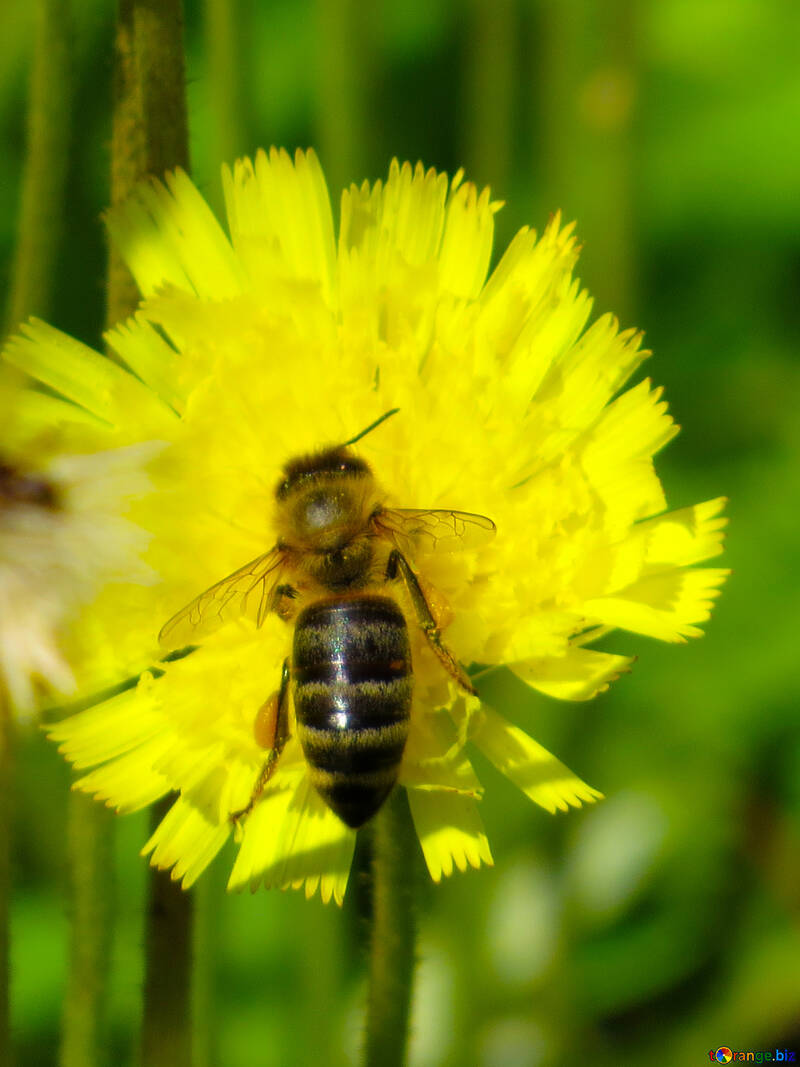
386 549 477 696
231 659 291 823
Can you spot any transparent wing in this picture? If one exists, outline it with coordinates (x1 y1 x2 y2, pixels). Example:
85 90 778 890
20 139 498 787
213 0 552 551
158 547 288 649
374 508 496 553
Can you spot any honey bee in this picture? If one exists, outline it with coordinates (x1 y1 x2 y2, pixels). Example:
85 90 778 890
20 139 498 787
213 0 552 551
158 410 495 829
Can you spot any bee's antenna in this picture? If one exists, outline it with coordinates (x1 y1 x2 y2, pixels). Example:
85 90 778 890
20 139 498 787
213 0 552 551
342 408 400 447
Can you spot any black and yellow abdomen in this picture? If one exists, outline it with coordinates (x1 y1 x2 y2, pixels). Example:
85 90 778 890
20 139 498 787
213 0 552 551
292 595 412 828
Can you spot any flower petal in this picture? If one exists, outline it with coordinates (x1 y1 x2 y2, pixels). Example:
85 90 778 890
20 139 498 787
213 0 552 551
535 315 647 438
464 703 602 813
511 646 635 702
406 786 493 882
4 320 169 429
584 566 730 642
106 169 243 299
105 314 185 414
143 794 230 888
399 706 483 794
580 379 678 529
73 737 173 813
228 773 356 905
47 684 165 769
223 147 336 304
438 178 496 299
635 497 728 568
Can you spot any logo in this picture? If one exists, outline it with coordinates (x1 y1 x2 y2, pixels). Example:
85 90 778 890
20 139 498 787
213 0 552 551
708 1050 796 1063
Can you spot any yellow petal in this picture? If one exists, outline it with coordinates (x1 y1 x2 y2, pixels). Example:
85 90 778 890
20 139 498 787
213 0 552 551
477 216 586 399
584 566 730 642
105 314 185 413
228 773 355 905
106 169 243 299
223 148 336 303
438 180 496 299
143 794 230 888
399 706 483 794
407 786 493 881
371 159 449 268
73 737 173 812
636 497 728 568
581 379 679 529
511 646 635 701
47 685 164 769
465 703 602 813
4 319 169 429
536 315 647 436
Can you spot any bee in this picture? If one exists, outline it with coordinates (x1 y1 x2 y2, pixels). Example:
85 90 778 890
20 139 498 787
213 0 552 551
158 410 495 829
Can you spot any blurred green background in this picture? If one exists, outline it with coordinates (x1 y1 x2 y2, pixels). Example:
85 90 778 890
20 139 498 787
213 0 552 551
2 0 800 1064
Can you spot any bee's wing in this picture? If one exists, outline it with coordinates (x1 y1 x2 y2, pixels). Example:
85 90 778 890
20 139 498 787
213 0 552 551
158 547 288 650
373 508 496 553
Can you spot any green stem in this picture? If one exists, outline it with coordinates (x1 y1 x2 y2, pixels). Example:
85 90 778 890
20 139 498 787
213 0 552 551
107 4 194 1064
4 0 73 334
140 799 194 1067
364 790 418 1067
0 691 12 1067
190 864 219 1067
60 795 115 1067
107 0 190 328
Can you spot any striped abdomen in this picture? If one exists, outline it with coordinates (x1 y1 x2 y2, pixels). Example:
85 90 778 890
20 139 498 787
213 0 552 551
292 595 412 828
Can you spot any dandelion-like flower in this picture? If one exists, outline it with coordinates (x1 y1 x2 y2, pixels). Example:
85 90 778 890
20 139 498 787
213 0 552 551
3 150 727 902
0 374 154 714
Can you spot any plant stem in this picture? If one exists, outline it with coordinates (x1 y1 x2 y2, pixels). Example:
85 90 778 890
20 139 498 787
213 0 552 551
60 795 115 1067
190 860 221 1067
364 790 418 1067
0 691 12 1067
140 800 194 1067
4 0 73 335
107 0 190 327
107 4 194 1064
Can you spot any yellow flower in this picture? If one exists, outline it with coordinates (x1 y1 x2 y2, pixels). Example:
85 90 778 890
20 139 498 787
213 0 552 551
3 150 727 903
0 372 156 714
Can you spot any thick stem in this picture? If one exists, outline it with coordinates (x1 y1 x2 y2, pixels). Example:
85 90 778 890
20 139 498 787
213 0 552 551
60 795 115 1067
107 0 190 328
364 789 417 1067
0 691 12 1067
140 799 194 1067
190 862 221 1067
108 8 193 1061
4 0 73 334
